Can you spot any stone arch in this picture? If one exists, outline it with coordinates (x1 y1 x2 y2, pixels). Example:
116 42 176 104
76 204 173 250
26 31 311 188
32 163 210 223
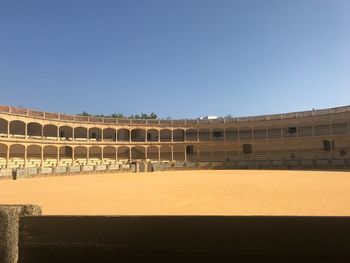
160 129 172 142
160 145 172 162
131 129 146 142
173 144 185 161
0 143 8 160
43 145 58 166
117 128 130 142
89 127 102 141
198 128 211 141
147 146 159 161
43 124 58 139
173 129 185 141
27 144 41 159
103 146 116 164
147 129 159 142
9 120 25 137
74 127 88 140
103 128 116 141
59 126 73 140
74 146 87 159
117 146 130 161
27 122 42 138
131 146 146 160
185 129 197 141
0 118 8 137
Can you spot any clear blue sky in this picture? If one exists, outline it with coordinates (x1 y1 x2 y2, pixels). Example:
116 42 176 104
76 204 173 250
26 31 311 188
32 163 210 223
0 0 349 119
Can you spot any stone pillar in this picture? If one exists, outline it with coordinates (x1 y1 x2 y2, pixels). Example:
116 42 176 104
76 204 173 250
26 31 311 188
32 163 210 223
0 205 42 263
184 145 187 163
24 147 27 168
72 147 75 165
40 147 44 167
101 147 104 164
171 146 174 162
41 126 44 140
57 147 60 166
129 147 132 160
57 126 59 141
87 148 90 165
158 146 161 163
7 122 9 138
115 147 118 163
6 145 9 169
24 124 27 139
145 147 148 160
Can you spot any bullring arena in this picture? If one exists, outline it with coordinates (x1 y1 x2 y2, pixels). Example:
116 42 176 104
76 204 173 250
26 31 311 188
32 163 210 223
1 104 350 216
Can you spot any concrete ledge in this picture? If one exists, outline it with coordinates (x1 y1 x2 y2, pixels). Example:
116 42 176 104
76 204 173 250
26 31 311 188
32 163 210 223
0 205 42 263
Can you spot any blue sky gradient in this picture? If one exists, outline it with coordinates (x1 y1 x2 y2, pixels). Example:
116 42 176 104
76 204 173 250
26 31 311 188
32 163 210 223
0 0 349 118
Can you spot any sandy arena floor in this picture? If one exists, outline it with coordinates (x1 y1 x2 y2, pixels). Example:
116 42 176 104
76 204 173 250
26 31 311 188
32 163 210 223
0 170 350 216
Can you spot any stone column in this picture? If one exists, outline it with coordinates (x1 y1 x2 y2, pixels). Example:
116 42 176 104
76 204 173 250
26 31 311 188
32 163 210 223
158 146 161 163
0 205 42 263
7 122 9 138
24 147 27 168
40 147 43 167
6 145 9 168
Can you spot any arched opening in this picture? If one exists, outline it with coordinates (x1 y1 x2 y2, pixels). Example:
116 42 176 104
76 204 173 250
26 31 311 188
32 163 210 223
147 146 159 162
9 120 25 138
89 127 102 141
147 129 159 142
59 146 73 166
74 127 88 141
173 129 185 141
268 126 282 139
198 129 211 141
117 129 130 142
59 126 73 141
131 129 146 142
160 145 172 162
117 146 130 161
185 129 197 141
103 128 116 141
314 120 330 136
9 144 25 168
253 126 267 140
212 128 224 141
225 127 238 141
103 146 116 164
43 124 58 140
239 127 252 140
74 146 88 165
0 118 8 137
89 146 102 165
160 129 172 142
298 122 313 137
43 145 58 167
173 144 185 162
27 122 42 138
331 119 349 135
27 145 41 167
0 144 7 168
131 146 146 160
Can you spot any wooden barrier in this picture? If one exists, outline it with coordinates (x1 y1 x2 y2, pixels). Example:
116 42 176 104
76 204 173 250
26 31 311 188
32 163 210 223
19 216 350 263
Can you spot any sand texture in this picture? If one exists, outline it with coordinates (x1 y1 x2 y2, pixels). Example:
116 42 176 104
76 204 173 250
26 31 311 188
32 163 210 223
0 170 350 216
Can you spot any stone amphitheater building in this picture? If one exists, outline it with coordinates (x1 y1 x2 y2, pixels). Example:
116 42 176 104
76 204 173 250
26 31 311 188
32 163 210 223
0 104 350 176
